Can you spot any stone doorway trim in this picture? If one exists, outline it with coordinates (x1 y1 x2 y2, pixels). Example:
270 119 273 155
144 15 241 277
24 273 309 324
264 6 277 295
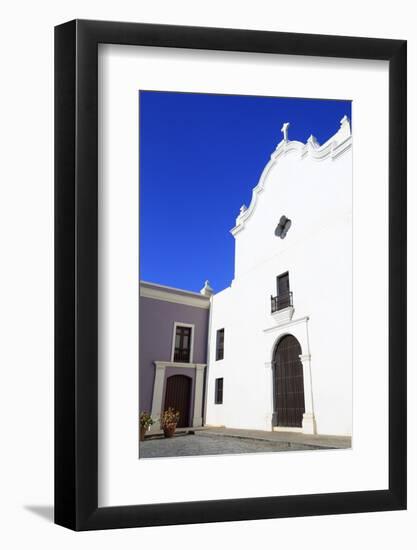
265 316 316 434
150 361 206 431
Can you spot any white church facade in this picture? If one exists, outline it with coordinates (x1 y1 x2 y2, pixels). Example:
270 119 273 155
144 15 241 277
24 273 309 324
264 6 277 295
204 116 353 437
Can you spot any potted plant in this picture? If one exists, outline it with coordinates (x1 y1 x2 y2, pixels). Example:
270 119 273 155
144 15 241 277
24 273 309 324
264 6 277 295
160 407 180 438
139 411 154 441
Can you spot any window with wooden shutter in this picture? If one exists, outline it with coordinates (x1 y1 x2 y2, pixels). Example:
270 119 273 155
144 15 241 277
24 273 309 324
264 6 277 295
216 328 225 361
215 378 223 404
173 325 192 363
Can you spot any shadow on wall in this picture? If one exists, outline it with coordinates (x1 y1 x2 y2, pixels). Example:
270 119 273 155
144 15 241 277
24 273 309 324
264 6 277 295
24 505 54 523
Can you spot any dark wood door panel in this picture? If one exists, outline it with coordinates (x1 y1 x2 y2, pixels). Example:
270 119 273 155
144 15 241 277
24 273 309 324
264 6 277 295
164 375 192 428
274 335 305 427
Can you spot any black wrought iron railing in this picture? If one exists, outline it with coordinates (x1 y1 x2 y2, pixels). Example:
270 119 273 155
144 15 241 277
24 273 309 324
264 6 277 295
173 348 190 363
271 291 293 313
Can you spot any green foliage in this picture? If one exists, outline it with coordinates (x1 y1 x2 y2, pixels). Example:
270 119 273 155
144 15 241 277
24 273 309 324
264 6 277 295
140 410 154 429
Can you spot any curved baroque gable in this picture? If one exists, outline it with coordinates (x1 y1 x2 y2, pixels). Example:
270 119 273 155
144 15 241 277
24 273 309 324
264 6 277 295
231 115 352 236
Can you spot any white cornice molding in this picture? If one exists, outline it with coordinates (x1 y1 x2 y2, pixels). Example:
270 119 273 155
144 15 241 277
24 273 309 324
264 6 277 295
140 282 210 309
263 315 310 334
154 361 207 370
231 116 352 237
141 280 209 298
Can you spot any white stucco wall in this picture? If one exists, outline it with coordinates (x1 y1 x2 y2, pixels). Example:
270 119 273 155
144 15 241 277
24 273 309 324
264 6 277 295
205 118 352 436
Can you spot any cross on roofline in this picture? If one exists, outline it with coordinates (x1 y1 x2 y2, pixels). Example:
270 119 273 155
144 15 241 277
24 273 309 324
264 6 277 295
281 122 290 142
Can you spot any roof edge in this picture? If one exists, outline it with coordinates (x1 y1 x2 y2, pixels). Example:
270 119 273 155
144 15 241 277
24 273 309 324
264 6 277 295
231 115 352 237
140 280 210 300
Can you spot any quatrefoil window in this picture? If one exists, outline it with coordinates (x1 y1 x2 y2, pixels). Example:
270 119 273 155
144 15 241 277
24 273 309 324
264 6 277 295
275 215 292 239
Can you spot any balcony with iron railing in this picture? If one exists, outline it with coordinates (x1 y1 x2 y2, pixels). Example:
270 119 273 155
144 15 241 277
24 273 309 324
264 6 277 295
271 291 293 314
173 348 191 363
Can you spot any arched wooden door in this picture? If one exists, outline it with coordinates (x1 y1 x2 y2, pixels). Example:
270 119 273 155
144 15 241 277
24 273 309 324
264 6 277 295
273 335 305 428
164 375 191 428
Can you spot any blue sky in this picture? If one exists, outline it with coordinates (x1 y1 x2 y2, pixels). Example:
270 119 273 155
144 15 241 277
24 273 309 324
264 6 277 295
139 91 351 293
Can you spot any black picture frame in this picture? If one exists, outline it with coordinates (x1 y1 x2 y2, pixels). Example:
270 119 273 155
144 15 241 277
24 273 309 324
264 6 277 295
55 19 407 531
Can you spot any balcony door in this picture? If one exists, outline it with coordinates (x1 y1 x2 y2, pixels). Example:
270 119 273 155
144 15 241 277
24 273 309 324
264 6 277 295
277 272 289 296
276 272 290 310
173 325 192 363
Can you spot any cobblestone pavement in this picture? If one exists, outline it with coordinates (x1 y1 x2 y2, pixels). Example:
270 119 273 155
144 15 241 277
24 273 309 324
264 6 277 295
139 431 324 459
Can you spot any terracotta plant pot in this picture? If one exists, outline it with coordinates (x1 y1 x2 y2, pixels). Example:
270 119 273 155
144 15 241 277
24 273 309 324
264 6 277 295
163 425 176 438
139 426 147 441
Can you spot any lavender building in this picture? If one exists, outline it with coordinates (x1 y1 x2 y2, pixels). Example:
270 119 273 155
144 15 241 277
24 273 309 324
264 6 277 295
139 280 212 430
